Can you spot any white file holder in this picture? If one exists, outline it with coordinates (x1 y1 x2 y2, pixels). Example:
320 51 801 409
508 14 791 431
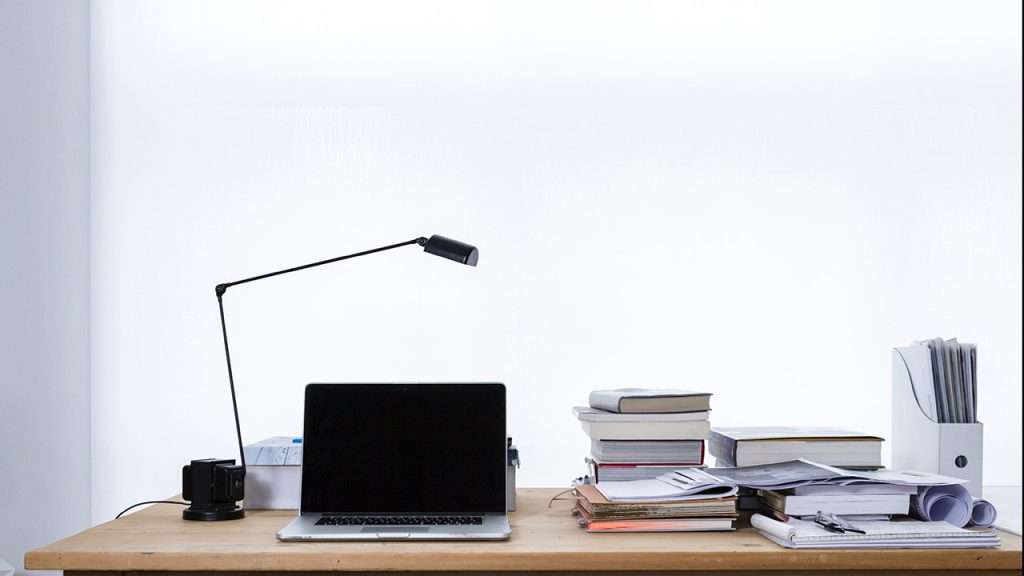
892 347 983 497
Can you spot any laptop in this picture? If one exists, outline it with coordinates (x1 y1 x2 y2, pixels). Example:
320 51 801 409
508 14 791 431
277 383 511 541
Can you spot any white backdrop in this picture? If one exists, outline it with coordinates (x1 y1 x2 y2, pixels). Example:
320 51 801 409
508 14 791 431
90 0 1022 522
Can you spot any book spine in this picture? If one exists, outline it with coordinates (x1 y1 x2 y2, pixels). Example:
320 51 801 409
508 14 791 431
708 430 736 464
759 490 787 513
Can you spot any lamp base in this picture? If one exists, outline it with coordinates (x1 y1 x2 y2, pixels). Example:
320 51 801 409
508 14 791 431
181 458 246 521
182 505 245 521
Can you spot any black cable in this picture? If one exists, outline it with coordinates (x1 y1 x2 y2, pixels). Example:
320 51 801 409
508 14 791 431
115 500 189 519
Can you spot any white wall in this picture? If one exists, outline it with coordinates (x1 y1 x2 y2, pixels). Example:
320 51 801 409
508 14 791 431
90 0 1022 521
0 0 91 572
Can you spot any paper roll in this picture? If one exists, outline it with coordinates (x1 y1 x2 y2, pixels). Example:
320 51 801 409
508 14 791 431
969 498 998 528
911 484 972 528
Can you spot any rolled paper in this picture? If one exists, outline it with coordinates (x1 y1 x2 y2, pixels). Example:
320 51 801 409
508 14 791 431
911 484 972 528
969 498 998 528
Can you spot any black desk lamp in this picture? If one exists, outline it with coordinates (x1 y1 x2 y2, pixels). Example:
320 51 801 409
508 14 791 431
181 235 479 521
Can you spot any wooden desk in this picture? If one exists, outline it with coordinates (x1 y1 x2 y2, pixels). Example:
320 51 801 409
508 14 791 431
25 488 1022 576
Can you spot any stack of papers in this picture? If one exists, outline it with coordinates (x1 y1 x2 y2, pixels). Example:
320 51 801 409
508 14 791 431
590 460 1003 547
595 460 999 524
597 469 738 502
597 460 969 502
751 514 1000 549
704 460 966 491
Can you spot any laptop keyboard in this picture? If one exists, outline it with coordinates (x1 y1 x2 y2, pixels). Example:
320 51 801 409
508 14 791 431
316 515 483 526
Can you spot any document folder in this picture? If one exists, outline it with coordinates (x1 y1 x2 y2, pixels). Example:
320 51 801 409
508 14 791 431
892 348 983 497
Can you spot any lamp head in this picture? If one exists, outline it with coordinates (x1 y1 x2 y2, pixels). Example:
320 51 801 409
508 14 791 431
420 235 479 266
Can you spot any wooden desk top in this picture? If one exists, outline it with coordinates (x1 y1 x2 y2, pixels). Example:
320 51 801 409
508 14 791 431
25 488 1023 574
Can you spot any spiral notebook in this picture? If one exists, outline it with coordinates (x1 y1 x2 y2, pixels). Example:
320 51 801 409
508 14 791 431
751 514 1000 549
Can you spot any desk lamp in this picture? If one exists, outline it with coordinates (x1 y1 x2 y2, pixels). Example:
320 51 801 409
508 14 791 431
182 235 479 521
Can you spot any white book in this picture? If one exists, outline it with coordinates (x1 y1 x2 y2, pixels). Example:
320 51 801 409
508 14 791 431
710 427 883 468
760 490 910 516
791 483 918 496
591 439 705 463
573 406 709 422
589 389 712 414
581 419 710 441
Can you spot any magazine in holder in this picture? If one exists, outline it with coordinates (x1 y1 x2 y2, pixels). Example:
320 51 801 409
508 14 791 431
892 347 983 498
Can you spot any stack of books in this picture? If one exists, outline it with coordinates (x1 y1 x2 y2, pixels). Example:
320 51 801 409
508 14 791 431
573 481 736 532
703 459 995 528
708 426 885 513
576 389 713 482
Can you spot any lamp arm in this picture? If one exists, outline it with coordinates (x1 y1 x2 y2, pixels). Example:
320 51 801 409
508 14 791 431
216 293 246 473
214 236 428 474
215 237 427 296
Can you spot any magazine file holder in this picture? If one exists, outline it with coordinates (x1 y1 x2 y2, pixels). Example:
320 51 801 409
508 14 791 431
892 347 983 498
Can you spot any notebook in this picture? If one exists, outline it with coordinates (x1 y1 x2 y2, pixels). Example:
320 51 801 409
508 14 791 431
276 383 511 541
751 514 1000 549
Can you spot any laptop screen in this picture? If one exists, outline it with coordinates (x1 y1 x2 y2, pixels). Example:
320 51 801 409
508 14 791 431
300 383 506 514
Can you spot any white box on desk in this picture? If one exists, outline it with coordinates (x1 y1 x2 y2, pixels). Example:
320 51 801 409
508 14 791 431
243 436 302 510
892 347 983 497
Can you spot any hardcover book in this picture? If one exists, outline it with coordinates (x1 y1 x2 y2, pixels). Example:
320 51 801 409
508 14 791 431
709 427 883 468
589 389 712 414
581 419 711 441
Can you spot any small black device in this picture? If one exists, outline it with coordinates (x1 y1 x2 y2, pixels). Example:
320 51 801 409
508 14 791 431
182 458 245 521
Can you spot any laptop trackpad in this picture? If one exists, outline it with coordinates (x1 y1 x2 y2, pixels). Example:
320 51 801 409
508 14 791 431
365 527 430 534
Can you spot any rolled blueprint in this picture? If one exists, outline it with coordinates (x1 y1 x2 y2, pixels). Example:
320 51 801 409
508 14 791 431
969 498 998 528
911 484 972 528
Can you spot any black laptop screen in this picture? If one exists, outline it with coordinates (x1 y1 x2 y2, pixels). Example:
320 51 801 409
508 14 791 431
300 383 506 514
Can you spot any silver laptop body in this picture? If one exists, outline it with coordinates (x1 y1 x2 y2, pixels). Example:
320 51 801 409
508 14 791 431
277 383 511 541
